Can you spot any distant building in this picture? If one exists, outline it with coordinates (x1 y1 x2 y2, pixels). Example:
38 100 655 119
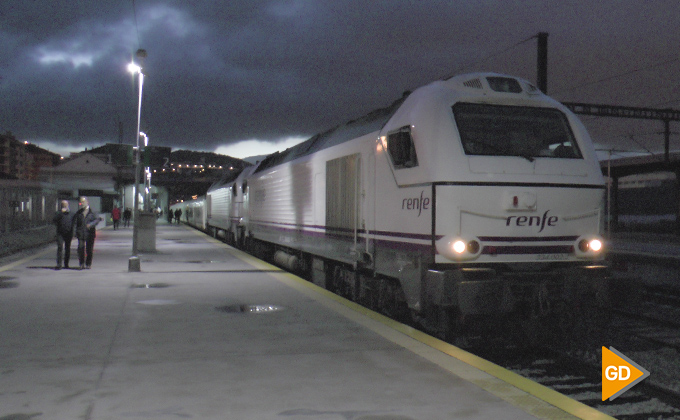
39 152 120 215
36 142 251 216
24 143 62 180
0 133 60 180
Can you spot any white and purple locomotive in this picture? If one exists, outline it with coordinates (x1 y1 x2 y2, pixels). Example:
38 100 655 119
175 73 607 336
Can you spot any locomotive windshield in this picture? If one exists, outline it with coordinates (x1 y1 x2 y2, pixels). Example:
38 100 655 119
452 103 583 161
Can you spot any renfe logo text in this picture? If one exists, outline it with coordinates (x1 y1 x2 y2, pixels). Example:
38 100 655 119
506 210 557 233
402 190 430 217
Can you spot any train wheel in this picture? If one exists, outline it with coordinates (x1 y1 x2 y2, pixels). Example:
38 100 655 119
574 285 611 345
357 274 379 311
335 266 358 301
551 299 576 345
435 306 466 344
377 278 409 323
236 228 245 249
561 273 611 346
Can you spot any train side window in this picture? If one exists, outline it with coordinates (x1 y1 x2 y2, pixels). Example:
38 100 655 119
387 127 418 169
232 184 237 196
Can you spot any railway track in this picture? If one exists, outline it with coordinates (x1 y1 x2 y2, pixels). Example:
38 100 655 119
469 333 680 419
448 273 680 419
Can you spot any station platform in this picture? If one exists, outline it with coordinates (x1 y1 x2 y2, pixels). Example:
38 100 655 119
0 222 614 420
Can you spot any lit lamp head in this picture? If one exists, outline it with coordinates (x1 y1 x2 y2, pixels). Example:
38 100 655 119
127 62 141 74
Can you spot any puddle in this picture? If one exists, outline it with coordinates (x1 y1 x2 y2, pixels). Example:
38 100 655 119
0 276 18 289
0 280 18 289
136 299 180 305
131 283 171 289
215 304 285 314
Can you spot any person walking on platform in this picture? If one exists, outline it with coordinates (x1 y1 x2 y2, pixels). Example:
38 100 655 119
112 206 121 230
123 207 132 227
174 208 182 224
52 200 73 270
73 196 101 269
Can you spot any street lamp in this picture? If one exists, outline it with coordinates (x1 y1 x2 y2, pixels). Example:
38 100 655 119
128 49 146 272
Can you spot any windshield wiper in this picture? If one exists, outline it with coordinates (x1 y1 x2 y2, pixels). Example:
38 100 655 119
466 140 536 162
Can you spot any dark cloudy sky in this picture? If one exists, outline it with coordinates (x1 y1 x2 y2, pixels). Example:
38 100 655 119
1 1 679 159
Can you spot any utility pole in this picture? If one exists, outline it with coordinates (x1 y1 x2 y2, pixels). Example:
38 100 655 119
118 118 124 145
537 32 549 94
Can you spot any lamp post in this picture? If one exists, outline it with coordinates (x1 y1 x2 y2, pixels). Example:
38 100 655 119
146 168 152 211
139 132 149 211
128 49 146 272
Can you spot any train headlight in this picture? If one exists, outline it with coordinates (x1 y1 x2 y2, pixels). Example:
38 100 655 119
575 235 604 257
453 240 466 254
467 240 480 254
437 236 482 261
589 239 603 252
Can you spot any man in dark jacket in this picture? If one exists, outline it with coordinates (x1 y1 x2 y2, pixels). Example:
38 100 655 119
73 196 101 269
52 200 73 270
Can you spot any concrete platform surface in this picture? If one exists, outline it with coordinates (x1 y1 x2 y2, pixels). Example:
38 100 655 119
0 223 612 420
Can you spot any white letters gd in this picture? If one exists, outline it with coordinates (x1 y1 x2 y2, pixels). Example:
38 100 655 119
605 366 631 381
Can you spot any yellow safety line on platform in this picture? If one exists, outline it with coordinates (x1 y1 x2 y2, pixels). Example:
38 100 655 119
0 247 52 273
198 231 615 420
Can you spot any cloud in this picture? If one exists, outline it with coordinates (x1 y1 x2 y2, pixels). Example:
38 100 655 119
213 136 308 159
2 0 680 158
29 139 101 157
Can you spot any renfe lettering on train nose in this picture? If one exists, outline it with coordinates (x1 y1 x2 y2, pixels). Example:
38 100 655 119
506 210 558 232
402 190 430 217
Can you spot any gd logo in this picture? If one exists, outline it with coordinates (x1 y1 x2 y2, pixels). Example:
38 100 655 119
602 346 650 401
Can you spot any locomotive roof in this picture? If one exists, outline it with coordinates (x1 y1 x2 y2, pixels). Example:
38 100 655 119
208 166 245 190
254 94 409 173
253 72 546 174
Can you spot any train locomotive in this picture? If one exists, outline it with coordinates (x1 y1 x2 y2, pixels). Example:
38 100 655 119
173 72 608 338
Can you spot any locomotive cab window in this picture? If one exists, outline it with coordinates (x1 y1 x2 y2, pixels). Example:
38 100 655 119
452 103 583 161
387 126 418 169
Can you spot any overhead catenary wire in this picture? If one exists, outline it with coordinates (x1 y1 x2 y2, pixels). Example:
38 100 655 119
554 56 680 97
554 51 680 155
443 34 539 80
626 134 654 155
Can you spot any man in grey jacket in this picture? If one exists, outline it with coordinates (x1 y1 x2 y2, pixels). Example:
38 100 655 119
73 197 101 269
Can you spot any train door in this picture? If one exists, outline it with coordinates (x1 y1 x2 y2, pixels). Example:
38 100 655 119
363 141 376 267
239 181 249 246
314 172 325 226
325 154 361 254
